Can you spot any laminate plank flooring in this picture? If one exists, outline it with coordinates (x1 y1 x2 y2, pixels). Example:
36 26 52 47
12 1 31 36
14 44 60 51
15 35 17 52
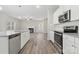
21 33 59 54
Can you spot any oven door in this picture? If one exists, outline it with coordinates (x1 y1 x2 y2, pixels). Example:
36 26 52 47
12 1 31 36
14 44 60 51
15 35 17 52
54 31 63 48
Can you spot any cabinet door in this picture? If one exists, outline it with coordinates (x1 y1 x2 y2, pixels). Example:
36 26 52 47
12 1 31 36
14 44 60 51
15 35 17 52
21 32 26 48
70 6 79 21
21 32 30 49
74 37 79 54
25 32 30 43
63 34 75 54
49 31 54 43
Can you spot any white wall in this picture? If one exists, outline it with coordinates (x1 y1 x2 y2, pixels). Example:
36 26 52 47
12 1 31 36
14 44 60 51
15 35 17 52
0 12 8 31
21 19 47 33
37 20 44 33
21 20 38 32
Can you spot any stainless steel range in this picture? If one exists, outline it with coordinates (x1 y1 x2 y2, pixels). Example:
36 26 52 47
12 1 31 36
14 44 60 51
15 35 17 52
64 26 78 33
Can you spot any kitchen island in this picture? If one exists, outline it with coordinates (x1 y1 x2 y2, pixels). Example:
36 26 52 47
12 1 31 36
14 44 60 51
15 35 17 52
0 31 21 54
0 30 30 54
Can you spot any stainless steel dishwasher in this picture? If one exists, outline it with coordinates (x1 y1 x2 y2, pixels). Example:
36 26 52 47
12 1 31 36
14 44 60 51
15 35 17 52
9 33 21 54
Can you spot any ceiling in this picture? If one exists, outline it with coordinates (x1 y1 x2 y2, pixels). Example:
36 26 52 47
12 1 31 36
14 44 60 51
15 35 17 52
0 5 58 20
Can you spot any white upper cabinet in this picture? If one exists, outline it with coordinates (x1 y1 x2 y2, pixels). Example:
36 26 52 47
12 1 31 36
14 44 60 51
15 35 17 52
70 6 79 21
63 6 79 21
53 5 79 24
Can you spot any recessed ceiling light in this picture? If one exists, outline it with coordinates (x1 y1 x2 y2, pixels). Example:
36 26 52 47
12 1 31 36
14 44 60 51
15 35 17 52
36 5 40 8
0 6 2 11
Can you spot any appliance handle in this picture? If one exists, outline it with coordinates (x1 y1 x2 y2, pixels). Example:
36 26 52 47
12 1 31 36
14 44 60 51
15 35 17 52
55 32 62 36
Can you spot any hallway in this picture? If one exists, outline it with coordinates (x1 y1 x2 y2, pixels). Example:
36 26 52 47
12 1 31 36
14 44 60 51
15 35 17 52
20 33 59 54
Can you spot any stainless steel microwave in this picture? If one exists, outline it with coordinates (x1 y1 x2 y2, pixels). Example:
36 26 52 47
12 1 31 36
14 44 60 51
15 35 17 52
58 10 71 23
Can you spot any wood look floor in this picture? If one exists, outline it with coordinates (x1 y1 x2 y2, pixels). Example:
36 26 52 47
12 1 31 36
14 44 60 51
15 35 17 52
20 33 59 54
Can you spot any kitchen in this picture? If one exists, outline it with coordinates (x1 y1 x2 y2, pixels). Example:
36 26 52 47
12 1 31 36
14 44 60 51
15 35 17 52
0 5 58 54
53 5 79 54
0 5 79 54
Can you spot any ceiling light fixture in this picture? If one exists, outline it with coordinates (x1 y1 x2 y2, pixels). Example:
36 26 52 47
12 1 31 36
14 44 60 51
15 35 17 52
36 5 40 8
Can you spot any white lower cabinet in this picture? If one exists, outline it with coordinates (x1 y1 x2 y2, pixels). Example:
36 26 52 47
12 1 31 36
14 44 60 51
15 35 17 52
74 37 79 54
63 34 79 54
49 31 54 43
21 31 30 49
63 34 75 54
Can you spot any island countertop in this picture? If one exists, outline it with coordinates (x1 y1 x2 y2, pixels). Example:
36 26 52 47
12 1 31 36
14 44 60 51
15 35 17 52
0 31 20 37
